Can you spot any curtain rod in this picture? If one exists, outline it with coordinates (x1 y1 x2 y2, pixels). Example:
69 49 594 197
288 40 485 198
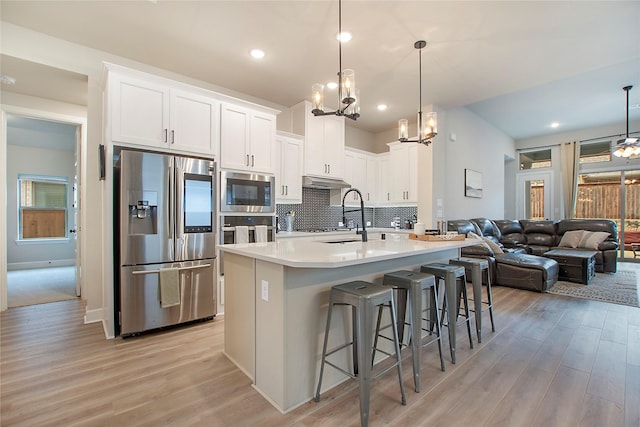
580 130 640 143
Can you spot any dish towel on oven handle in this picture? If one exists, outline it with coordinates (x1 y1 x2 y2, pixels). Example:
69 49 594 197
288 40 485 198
235 226 249 243
255 225 268 243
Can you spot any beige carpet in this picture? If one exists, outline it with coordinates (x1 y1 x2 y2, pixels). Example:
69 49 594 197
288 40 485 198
546 270 639 307
7 266 78 308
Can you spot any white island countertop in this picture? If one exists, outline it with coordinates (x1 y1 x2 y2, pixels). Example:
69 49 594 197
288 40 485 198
219 236 473 268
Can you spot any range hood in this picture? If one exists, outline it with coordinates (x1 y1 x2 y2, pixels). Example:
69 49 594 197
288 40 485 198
302 176 351 190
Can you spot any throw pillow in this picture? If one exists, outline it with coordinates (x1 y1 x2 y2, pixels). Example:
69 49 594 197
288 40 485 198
468 231 492 251
481 236 504 254
558 230 584 248
578 230 610 250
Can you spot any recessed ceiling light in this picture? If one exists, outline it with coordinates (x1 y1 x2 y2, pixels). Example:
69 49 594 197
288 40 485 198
377 104 388 111
326 82 338 90
250 49 265 59
336 32 352 43
551 122 560 128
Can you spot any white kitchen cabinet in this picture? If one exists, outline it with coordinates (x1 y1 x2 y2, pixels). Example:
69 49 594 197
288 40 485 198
109 73 218 156
365 155 378 204
220 103 276 173
389 143 418 204
342 149 368 206
291 100 345 179
274 132 303 203
378 153 392 204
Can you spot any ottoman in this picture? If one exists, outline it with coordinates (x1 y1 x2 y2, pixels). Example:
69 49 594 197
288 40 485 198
543 249 597 285
494 253 559 292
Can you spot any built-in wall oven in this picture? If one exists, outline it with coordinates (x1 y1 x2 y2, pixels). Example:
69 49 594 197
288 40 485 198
219 215 275 276
220 170 275 213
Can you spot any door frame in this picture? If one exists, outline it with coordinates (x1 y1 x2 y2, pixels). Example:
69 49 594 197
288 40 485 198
0 105 86 311
516 170 554 220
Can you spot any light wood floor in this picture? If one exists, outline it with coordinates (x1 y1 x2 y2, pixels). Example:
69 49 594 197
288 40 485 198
2 265 639 427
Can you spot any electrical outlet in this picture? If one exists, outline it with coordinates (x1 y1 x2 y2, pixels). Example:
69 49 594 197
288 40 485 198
261 280 269 302
366 221 371 226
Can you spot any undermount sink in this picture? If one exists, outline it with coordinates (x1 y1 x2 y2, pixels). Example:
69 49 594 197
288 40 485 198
320 239 362 244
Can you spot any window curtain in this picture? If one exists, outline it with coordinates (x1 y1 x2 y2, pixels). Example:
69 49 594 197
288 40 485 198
560 141 580 218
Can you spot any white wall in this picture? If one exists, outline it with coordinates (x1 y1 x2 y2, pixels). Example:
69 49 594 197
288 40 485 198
6 143 76 268
443 107 516 221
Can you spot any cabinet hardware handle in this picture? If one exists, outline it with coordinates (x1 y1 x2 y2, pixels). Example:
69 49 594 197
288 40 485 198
327 164 331 174
164 129 168 143
171 130 175 144
285 185 288 195
251 155 255 167
246 155 250 166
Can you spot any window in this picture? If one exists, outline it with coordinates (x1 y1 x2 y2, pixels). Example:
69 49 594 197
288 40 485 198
18 175 68 239
519 149 551 170
579 141 611 164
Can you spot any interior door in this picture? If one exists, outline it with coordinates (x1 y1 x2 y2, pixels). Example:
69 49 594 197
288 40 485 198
73 125 81 297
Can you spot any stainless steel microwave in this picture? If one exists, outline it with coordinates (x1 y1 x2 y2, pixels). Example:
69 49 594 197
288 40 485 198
220 170 275 213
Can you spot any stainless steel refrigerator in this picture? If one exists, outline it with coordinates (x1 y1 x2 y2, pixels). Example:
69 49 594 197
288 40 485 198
114 148 216 337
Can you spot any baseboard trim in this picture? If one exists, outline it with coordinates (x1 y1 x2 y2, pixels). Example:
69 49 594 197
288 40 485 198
84 307 103 324
7 260 75 271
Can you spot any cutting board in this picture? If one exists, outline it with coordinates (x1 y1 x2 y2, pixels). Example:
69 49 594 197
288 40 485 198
409 233 465 242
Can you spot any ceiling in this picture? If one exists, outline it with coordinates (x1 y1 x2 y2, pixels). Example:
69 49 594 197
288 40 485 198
1 1 639 140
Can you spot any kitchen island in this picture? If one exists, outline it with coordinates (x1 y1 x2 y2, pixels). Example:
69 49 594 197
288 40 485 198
219 236 473 413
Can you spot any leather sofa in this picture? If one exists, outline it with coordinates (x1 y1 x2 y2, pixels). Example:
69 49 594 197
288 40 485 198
447 218 618 292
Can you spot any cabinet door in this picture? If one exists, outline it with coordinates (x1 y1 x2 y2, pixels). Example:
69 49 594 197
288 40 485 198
390 146 409 203
220 104 250 170
111 74 170 147
249 112 275 173
281 137 302 202
406 144 419 203
170 90 218 156
304 114 326 176
365 155 378 204
343 151 366 206
323 116 345 178
378 154 392 204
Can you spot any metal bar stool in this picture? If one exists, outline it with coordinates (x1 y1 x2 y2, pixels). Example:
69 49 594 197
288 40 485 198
315 280 407 427
449 257 495 342
376 270 445 393
420 263 474 364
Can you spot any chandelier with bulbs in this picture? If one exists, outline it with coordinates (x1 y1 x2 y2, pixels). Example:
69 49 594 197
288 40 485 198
613 85 640 158
398 40 437 145
310 0 359 121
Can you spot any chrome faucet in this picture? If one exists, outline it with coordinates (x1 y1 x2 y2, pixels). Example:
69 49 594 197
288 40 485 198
342 188 368 242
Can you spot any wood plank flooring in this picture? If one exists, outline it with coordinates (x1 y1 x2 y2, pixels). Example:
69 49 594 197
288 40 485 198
2 264 639 426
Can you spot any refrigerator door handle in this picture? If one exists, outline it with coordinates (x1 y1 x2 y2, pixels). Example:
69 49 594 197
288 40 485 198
131 263 212 275
168 159 174 241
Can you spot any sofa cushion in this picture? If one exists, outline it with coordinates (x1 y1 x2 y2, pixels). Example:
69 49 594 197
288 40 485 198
577 230 610 250
471 218 501 243
558 229 585 248
494 219 527 247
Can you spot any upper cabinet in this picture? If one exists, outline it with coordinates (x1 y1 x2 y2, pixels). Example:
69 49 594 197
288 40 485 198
220 103 276 174
273 132 303 204
291 100 345 179
343 148 377 206
105 64 279 162
109 72 219 156
389 143 418 204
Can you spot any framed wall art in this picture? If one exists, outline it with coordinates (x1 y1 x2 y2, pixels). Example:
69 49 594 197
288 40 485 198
465 169 482 198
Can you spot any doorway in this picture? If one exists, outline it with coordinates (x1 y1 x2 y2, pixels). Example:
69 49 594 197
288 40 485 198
575 170 640 262
516 171 553 220
2 110 85 309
